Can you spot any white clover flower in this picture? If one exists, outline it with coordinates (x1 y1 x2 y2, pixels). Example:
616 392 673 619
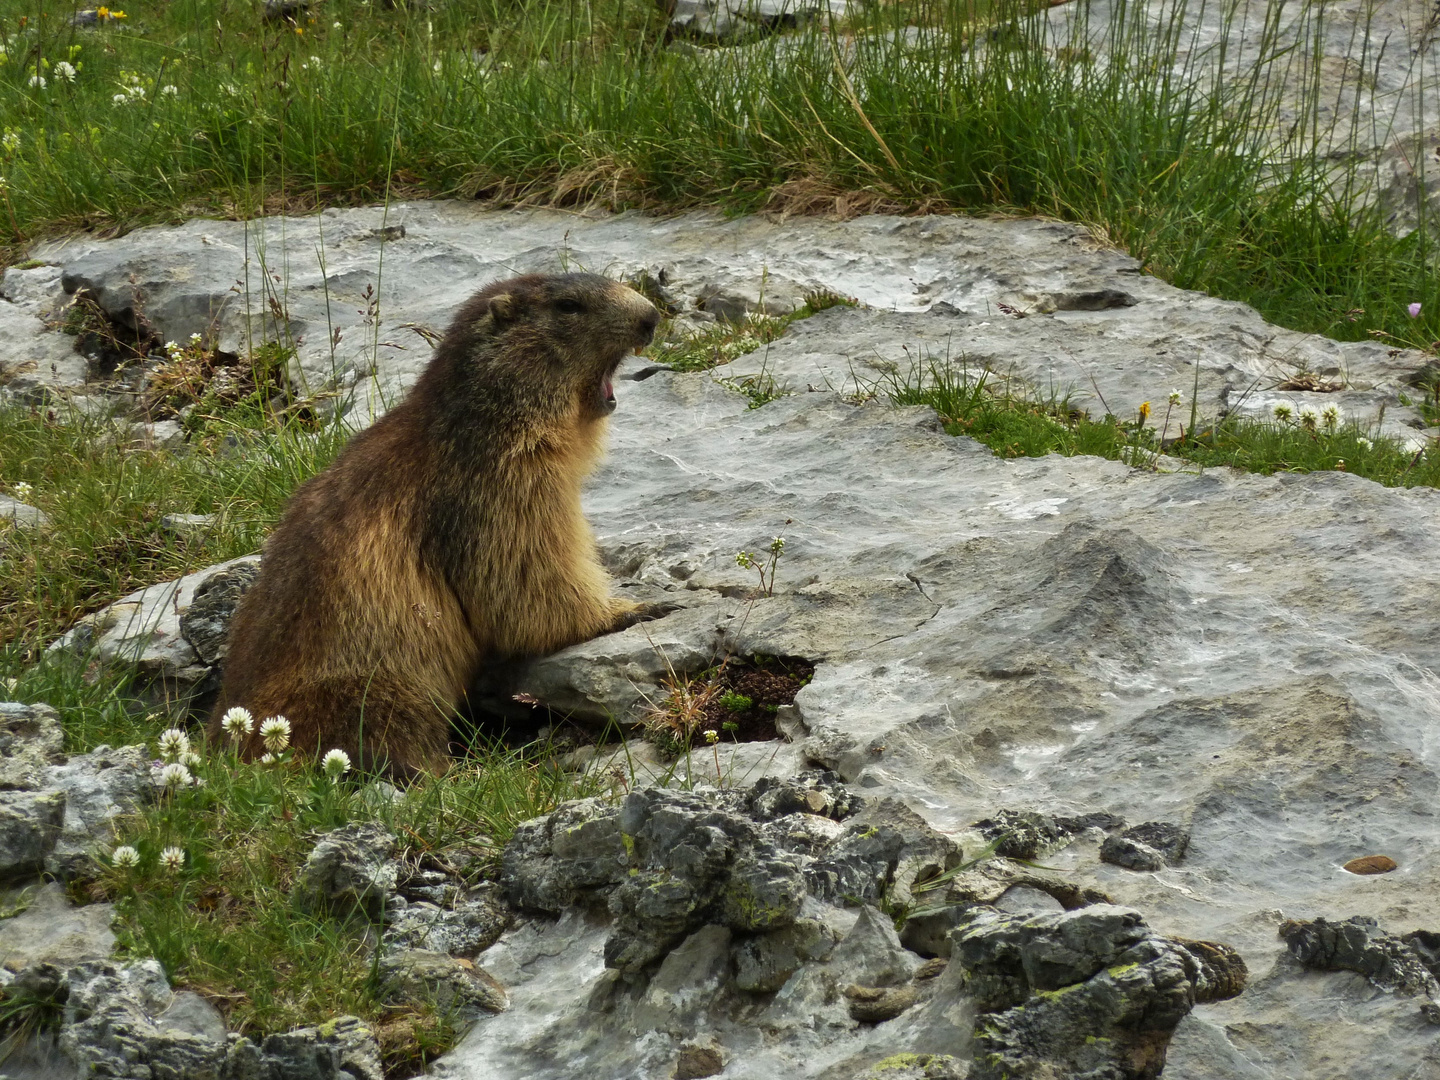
12 481 32 501
260 715 291 752
110 844 141 868
1298 406 1320 430
112 93 128 105
182 750 203 769
1272 403 1293 422
28 75 46 89
321 748 351 780
159 762 193 787
309 55 322 66
260 752 276 764
53 61 76 82
1168 390 1182 406
333 20 343 27
2 130 20 154
160 846 185 873
1321 403 1342 430
1357 437 1374 451
157 727 190 761
220 705 254 740
160 84 178 96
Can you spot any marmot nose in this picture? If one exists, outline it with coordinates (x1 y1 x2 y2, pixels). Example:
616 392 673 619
637 308 660 344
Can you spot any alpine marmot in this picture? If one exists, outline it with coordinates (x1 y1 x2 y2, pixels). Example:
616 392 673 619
208 272 661 776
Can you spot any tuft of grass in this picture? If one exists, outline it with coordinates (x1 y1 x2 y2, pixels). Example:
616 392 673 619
880 358 1440 487
100 729 603 1072
647 291 856 374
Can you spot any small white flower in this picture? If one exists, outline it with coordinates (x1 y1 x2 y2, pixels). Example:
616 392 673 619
53 61 76 82
222 83 240 96
157 727 190 761
220 705 254 739
1168 390 1182 406
703 729 719 745
12 481 32 501
309 55 322 66
333 20 343 27
259 752 276 764
28 75 46 89
1298 405 1320 430
1272 403 1293 422
0 131 18 153
260 715 291 752
112 93 128 105
161 84 178 96
159 762 193 788
321 748 351 780
126 84 145 99
111 845 141 868
1357 437 1374 451
160 846 185 873
182 750 203 769
433 60 443 73
1321 403 1342 430
189 332 202 343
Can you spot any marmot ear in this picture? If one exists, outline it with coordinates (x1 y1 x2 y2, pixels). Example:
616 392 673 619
487 293 515 326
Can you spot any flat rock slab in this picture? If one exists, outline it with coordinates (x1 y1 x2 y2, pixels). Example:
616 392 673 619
0 882 115 972
9 205 1433 450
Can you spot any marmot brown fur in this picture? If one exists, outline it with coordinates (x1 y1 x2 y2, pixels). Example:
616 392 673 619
207 272 661 776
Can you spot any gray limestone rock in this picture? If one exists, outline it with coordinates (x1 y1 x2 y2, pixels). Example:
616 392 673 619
384 889 511 959
0 703 65 792
179 561 261 667
953 905 1245 1080
223 1015 383 1080
1280 915 1439 997
1100 834 1166 872
0 883 115 972
632 924 732 1035
806 798 962 908
732 918 839 992
379 949 509 1019
42 743 153 881
292 823 399 922
0 494 49 532
0 791 65 882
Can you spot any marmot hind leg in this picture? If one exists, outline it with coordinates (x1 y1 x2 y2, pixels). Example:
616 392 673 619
241 676 454 780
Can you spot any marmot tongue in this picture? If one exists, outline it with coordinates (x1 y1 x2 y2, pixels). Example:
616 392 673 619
603 376 615 403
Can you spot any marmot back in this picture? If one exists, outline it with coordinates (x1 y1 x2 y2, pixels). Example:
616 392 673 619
208 272 661 776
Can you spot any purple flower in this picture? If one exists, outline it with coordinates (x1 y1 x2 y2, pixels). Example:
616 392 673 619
1408 302 1422 318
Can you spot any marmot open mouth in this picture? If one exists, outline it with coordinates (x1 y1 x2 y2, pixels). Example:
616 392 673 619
600 373 617 415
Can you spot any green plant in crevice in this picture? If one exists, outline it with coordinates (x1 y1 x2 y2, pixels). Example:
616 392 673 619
736 531 788 597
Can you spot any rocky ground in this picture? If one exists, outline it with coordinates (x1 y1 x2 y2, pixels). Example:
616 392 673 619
6 204 1440 1078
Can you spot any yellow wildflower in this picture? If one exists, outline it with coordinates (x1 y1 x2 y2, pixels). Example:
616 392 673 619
97 5 109 15
1137 401 1151 424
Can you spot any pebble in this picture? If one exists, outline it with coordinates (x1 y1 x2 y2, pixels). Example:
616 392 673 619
1342 855 1398 875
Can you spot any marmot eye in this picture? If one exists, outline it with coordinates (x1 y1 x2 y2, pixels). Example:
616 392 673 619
556 298 585 314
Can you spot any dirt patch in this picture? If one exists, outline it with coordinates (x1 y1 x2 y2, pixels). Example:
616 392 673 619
640 655 815 753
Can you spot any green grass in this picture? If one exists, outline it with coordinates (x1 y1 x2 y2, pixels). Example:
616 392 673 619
97 729 602 1074
879 358 1440 487
0 0 1434 353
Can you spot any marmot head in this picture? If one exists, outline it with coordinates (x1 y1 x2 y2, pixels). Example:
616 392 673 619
466 273 660 424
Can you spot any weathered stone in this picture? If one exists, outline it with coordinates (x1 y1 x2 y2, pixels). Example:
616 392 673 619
0 790 65 881
292 823 398 922
0 494 49 531
632 924 732 1035
733 918 839 992
0 703 65 791
855 1054 968 1080
42 743 153 881
972 809 1079 860
380 949 509 1018
1120 821 1189 863
807 798 961 908
746 769 862 822
672 1038 725 1079
0 883 115 971
955 905 1243 1080
384 889 511 959
179 561 261 667
845 982 919 1023
224 1014 383 1080
500 797 630 914
1100 834 1166 872
1280 915 1438 997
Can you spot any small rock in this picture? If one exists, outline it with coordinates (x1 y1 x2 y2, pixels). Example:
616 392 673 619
807 798 961 907
673 1038 724 1080
380 949 508 1019
844 982 919 1022
1121 821 1189 862
1099 834 1166 872
384 888 511 959
0 790 66 881
159 512 215 537
0 494 49 532
292 823 398 921
0 882 116 970
747 769 862 821
1280 915 1437 996
0 703 65 791
1343 854 1398 875
156 990 227 1043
